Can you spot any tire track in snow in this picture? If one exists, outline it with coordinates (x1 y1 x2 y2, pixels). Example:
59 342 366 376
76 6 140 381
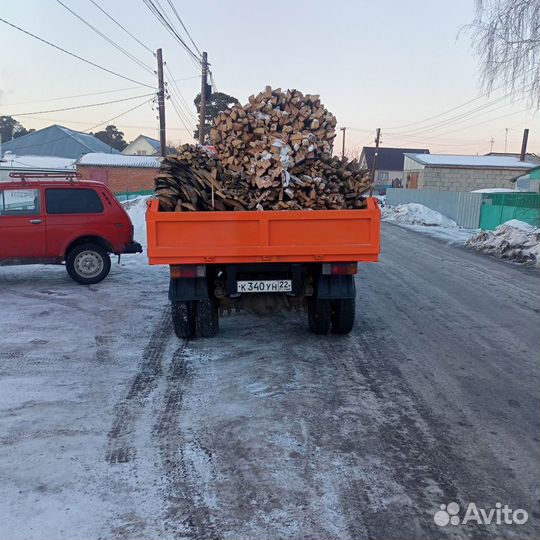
152 345 222 540
105 308 172 465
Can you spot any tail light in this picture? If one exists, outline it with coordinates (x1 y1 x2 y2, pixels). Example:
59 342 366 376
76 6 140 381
322 262 357 275
170 265 206 278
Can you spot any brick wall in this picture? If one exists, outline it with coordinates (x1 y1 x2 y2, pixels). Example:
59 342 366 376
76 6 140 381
418 167 518 191
77 165 157 194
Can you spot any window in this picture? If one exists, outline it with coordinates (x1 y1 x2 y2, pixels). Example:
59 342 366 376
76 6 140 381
0 189 40 216
45 188 104 214
377 171 389 182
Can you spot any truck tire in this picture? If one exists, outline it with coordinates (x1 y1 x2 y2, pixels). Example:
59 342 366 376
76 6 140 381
331 299 355 335
308 298 331 334
171 301 195 339
195 299 219 338
65 243 111 285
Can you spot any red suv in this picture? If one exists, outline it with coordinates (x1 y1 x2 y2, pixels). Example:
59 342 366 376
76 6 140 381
0 177 142 284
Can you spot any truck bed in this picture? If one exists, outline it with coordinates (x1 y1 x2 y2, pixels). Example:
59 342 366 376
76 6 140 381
146 197 380 265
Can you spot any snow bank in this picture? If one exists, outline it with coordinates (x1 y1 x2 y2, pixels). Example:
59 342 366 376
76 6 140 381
122 196 151 247
382 203 457 227
470 188 516 193
466 220 540 268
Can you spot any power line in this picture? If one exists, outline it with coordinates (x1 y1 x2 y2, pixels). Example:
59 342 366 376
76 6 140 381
392 86 531 137
0 84 150 106
141 0 201 64
7 93 156 117
0 17 155 88
5 97 155 152
168 92 195 135
87 0 154 54
164 0 202 57
164 64 197 122
381 68 536 131
55 0 155 75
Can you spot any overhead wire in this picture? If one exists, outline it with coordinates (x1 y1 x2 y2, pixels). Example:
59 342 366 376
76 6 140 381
87 0 154 54
141 0 201 64
0 84 151 106
164 0 202 57
381 67 537 131
5 97 156 151
164 64 197 122
54 0 155 75
0 17 154 88
7 93 156 117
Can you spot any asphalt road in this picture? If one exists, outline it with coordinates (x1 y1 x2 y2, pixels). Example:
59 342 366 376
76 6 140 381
0 222 538 540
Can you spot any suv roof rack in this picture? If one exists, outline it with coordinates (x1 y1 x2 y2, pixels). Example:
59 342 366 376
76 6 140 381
8 172 80 182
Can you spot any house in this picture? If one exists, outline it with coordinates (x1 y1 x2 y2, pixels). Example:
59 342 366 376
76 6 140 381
0 152 76 181
122 135 161 156
122 135 176 156
514 165 540 193
403 153 538 191
359 147 430 189
1 124 119 159
76 153 160 194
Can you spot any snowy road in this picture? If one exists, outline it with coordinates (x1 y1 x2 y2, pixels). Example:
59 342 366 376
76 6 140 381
0 222 538 540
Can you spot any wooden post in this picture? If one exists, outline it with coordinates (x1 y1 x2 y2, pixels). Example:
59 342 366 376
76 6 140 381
156 48 166 157
199 51 208 145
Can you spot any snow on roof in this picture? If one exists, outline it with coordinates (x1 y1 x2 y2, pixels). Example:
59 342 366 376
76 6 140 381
77 153 160 168
405 153 537 169
0 153 76 170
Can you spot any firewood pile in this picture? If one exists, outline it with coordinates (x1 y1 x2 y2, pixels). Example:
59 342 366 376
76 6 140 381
154 87 372 211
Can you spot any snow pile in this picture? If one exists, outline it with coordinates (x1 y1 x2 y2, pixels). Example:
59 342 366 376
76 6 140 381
122 196 152 247
382 203 457 227
466 220 540 268
471 188 516 193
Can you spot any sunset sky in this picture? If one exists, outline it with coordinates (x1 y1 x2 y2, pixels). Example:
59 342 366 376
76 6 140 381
0 0 538 156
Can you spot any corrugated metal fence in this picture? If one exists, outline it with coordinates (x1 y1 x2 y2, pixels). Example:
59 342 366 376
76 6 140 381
386 188 483 228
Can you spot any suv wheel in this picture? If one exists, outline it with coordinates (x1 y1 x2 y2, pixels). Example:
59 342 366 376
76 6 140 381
66 243 111 284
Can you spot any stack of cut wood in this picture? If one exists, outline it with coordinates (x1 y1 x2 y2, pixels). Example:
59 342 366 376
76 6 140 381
154 87 373 211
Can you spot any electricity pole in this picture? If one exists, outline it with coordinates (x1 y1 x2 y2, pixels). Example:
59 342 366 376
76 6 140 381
340 127 346 158
156 48 166 157
489 137 495 153
199 51 208 145
504 128 508 153
370 128 381 182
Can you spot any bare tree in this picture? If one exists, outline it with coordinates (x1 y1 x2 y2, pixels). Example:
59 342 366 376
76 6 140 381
465 0 540 107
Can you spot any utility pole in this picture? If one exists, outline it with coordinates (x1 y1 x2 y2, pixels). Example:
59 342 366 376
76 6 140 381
340 127 346 158
369 128 381 196
199 51 208 145
156 48 166 157
370 128 381 182
504 128 508 153
489 137 495 153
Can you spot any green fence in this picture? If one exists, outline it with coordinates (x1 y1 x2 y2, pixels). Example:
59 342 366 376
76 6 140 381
479 192 540 230
115 189 154 202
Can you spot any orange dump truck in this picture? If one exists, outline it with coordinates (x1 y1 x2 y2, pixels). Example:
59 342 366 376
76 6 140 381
146 197 380 338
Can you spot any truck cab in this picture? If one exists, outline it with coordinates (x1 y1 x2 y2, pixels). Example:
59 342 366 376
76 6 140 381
0 175 142 284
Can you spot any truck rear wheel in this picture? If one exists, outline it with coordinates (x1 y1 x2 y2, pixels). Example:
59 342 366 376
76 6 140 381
171 301 195 339
331 299 355 334
195 299 219 338
65 243 111 285
308 298 331 335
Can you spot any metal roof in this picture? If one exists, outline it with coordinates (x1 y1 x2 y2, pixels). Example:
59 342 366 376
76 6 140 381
76 153 160 168
1 125 119 159
361 147 430 171
405 153 538 169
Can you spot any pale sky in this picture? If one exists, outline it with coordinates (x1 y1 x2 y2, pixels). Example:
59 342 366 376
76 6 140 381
0 0 538 156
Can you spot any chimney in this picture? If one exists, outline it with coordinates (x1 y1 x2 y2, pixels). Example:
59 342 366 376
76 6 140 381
519 128 529 161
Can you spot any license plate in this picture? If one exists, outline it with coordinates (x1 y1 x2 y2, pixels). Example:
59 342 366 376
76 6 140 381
237 280 292 293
